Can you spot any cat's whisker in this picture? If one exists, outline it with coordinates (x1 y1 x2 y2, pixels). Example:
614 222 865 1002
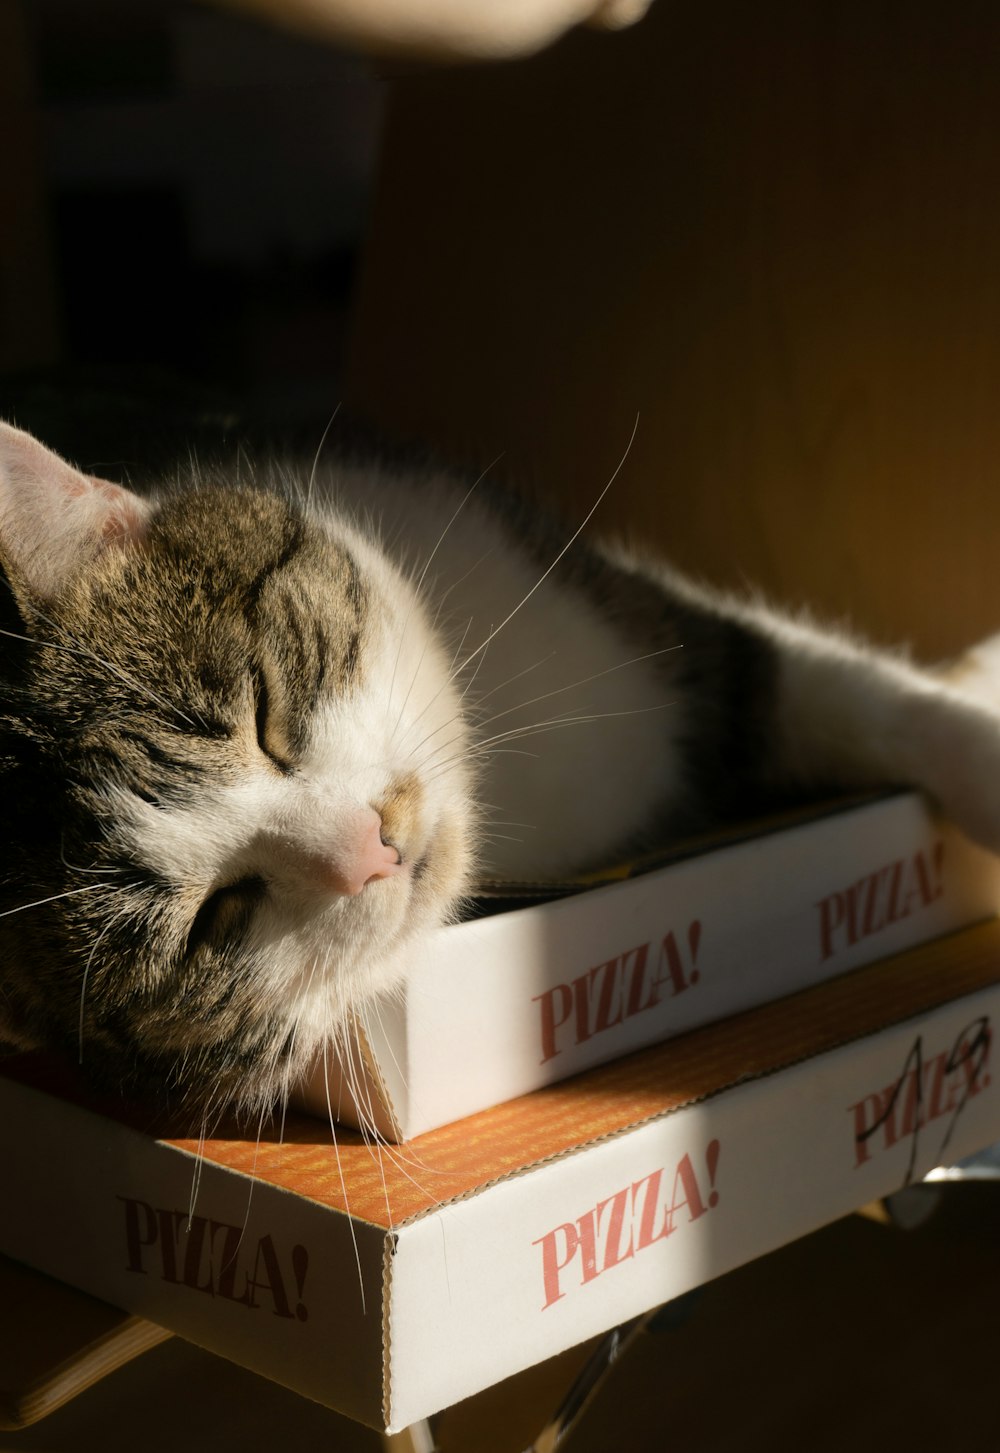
416 706 600 773
60 856 122 877
387 457 501 722
396 707 471 767
322 1038 367 1312
419 701 676 783
78 901 135 1063
389 637 431 744
470 645 682 735
455 626 493 711
393 547 497 738
1 881 115 923
411 643 681 776
342 1002 446 1191
274 990 310 1148
453 415 639 678
182 1077 226 1233
389 614 476 753
473 799 538 828
419 745 539 785
304 405 342 513
227 1102 269 1257
336 1026 397 1228
409 458 501 604
405 439 651 777
447 615 476 673
399 640 496 767
431 551 494 621
187 1112 212 1230
357 996 421 1163
0 624 198 732
464 700 678 757
1 577 197 724
470 650 558 706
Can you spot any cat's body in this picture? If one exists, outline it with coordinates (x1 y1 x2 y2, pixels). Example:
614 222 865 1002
2 421 1000 1124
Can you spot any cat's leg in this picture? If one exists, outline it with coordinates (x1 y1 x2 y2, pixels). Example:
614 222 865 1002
933 631 1000 712
749 606 1000 856
553 538 1000 860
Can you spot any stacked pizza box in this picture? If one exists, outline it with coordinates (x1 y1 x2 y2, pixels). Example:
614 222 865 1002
3 791 1000 1432
300 791 1000 1139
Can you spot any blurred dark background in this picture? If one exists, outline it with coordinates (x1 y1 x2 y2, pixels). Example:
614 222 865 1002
1 0 385 459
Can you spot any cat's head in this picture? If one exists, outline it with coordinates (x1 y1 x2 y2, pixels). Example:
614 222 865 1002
0 423 475 1122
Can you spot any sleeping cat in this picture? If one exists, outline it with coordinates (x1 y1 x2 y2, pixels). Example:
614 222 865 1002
2 419 1000 1125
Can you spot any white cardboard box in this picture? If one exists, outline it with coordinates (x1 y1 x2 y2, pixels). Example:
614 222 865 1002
3 917 1000 1432
300 792 1000 1139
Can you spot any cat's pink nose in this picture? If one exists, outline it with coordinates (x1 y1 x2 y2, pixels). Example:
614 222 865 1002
312 812 404 897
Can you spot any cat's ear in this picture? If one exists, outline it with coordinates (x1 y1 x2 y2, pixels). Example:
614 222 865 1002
0 421 151 604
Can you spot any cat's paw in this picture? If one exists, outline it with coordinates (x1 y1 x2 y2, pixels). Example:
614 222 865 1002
908 687 1000 856
936 630 1000 713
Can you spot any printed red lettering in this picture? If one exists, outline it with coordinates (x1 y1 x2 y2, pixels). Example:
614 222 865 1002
593 959 625 1036
156 1208 181 1284
575 1210 600 1284
213 1221 252 1305
119 1196 158 1274
245 1234 293 1318
885 860 904 925
534 927 700 1063
181 1216 216 1294
648 932 692 1006
534 1147 720 1309
818 844 947 963
533 983 574 1063
844 883 860 948
660 1154 707 1236
926 1051 952 1121
958 1037 989 1098
850 1017 992 1170
633 1168 667 1250
861 867 888 939
624 943 652 1017
898 1067 922 1140
118 1198 308 1318
913 849 935 909
572 966 599 1045
850 1090 893 1167
533 1222 579 1310
818 892 845 961
596 1187 635 1271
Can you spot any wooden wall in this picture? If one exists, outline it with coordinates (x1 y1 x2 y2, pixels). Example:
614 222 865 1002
347 0 1000 660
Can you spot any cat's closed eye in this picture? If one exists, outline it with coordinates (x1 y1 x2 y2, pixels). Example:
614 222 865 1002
253 668 293 773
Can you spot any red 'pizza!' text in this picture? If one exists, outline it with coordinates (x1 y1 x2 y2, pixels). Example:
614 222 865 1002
118 1196 310 1320
849 1019 991 1169
532 1141 720 1310
533 922 702 1063
816 841 944 963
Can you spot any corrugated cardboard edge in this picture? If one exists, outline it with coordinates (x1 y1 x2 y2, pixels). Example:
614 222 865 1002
381 1230 398 1429
350 1016 405 1144
304 1016 405 1140
393 966 1000 1229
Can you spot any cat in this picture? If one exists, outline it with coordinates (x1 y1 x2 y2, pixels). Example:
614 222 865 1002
2 418 1000 1127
